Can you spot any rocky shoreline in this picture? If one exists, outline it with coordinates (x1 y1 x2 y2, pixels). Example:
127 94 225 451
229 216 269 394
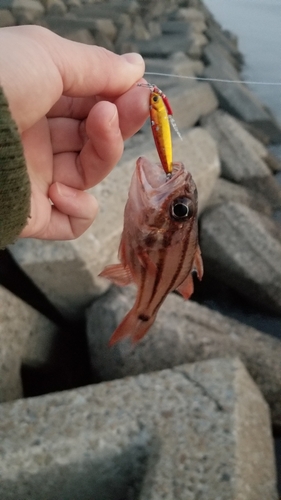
0 0 281 498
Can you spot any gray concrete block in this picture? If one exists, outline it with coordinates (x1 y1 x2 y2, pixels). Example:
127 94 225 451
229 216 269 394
12 0 45 23
9 128 220 316
205 19 242 66
45 15 102 35
175 7 206 24
45 0 67 16
202 110 281 208
0 358 277 499
202 109 271 181
207 178 273 216
131 34 192 58
73 0 138 19
87 285 281 426
168 83 218 132
203 63 281 143
63 28 96 45
203 40 241 72
9 237 104 317
0 8 15 26
144 53 204 91
200 202 281 315
186 31 208 58
0 286 56 402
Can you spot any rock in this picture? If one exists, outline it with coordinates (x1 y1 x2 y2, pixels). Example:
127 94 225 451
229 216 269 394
63 28 95 44
147 20 162 37
12 0 45 23
94 29 115 51
8 237 106 317
0 0 13 8
205 17 243 68
93 18 117 41
0 8 15 26
132 15 150 40
207 178 273 216
200 202 281 315
140 0 172 21
203 40 241 72
0 286 56 402
64 0 80 8
265 150 281 173
144 54 204 90
87 285 281 426
167 82 218 132
175 7 206 23
0 358 277 499
202 110 269 180
45 13 106 35
45 0 67 15
9 128 220 316
187 31 208 58
202 110 281 208
73 0 139 20
131 33 192 58
241 121 271 145
203 62 281 143
161 20 193 35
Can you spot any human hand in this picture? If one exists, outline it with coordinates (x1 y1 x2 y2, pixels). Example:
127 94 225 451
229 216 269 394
0 25 148 240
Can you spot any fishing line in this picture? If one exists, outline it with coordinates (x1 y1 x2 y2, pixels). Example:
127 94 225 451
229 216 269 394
144 71 281 87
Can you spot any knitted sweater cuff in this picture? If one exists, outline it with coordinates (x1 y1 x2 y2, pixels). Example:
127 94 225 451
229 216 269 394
0 87 31 249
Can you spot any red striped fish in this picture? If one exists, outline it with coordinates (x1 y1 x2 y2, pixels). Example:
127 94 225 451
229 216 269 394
99 156 203 345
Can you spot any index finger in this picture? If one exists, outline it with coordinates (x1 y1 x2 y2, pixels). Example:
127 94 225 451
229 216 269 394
0 26 145 131
54 42 145 98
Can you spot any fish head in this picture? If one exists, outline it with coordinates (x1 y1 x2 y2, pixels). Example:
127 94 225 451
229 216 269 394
125 156 198 249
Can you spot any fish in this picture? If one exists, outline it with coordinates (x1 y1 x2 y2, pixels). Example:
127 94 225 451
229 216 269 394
99 156 203 345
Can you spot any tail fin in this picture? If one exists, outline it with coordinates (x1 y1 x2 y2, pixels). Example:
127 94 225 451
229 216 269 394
109 309 155 346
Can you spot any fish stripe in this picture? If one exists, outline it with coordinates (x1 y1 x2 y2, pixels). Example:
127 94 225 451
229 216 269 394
150 221 194 317
134 249 148 311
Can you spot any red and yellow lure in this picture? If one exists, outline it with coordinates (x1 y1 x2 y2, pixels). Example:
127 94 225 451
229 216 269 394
138 83 182 176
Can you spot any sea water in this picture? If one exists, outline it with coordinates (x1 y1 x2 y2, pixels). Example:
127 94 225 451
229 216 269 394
204 0 281 124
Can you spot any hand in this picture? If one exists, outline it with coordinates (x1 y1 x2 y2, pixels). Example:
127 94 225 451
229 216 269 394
0 25 148 240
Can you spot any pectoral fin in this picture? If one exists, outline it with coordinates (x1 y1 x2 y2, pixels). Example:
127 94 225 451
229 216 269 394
176 273 194 300
99 263 133 286
193 246 204 280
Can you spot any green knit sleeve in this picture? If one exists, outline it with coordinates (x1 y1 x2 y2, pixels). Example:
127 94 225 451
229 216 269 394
0 87 31 249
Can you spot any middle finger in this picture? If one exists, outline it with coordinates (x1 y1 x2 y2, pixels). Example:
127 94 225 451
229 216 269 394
49 117 87 154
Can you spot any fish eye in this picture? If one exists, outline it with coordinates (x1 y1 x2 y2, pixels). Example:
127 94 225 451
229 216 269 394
170 197 193 220
152 94 159 102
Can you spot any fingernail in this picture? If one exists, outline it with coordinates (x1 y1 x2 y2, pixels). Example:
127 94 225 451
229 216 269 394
56 182 76 198
121 52 144 66
109 105 118 127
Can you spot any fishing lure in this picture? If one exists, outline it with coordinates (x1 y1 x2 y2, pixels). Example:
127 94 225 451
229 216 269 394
138 83 182 176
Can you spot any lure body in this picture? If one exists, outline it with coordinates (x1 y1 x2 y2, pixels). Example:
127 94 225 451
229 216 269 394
150 90 173 175
138 83 182 176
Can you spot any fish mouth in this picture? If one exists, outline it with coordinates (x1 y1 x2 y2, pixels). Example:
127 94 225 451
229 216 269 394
136 156 185 191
